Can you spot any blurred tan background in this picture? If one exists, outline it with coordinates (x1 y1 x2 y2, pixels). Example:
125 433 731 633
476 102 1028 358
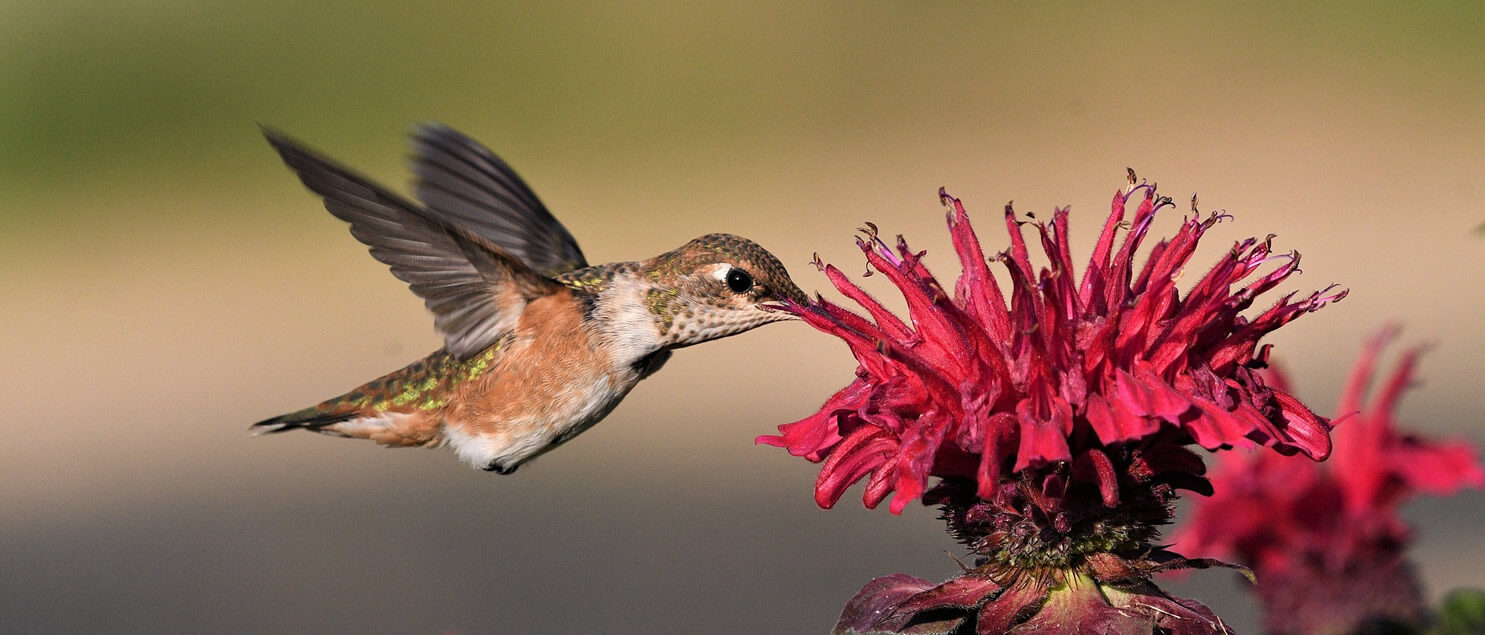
3 2 1482 632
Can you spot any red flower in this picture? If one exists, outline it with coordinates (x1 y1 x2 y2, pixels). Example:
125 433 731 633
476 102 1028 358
760 173 1343 514
762 172 1345 633
1173 328 1485 633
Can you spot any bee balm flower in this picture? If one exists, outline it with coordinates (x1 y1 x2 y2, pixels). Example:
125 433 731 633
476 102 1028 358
761 172 1344 633
1174 329 1485 634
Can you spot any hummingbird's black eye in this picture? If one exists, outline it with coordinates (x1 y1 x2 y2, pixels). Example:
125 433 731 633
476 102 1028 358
725 267 754 294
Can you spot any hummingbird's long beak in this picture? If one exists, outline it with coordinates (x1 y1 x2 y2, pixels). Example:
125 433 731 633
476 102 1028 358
761 294 809 318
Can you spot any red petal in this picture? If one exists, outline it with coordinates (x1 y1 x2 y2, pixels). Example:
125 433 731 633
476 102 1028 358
823 263 914 342
943 190 1012 340
1013 398 1073 471
755 380 869 459
1073 449 1121 507
1187 398 1256 450
1085 392 1159 445
976 412 1017 499
1077 188 1130 309
814 426 897 509
1392 439 1485 496
1130 364 1194 423
1271 389 1332 460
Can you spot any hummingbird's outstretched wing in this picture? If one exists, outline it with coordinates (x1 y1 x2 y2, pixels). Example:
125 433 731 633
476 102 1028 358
410 124 588 277
264 128 567 359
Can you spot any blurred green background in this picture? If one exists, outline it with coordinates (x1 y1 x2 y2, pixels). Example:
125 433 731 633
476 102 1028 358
4 2 1482 632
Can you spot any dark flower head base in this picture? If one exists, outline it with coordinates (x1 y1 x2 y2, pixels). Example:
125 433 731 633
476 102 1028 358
834 570 1233 635
759 172 1344 633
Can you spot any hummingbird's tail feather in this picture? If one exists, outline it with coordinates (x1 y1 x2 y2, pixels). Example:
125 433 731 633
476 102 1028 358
251 404 446 449
249 407 355 436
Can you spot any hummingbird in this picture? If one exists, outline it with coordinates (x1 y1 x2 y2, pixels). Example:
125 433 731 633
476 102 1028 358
252 124 807 473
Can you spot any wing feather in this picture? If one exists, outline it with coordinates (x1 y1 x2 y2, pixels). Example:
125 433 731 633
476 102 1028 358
411 124 587 276
264 128 564 358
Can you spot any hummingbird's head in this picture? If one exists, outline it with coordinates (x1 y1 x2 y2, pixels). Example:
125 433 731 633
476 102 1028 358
643 233 808 348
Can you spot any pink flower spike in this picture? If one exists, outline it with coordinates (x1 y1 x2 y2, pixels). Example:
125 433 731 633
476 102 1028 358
762 175 1340 514
764 172 1343 634
1173 328 1485 634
